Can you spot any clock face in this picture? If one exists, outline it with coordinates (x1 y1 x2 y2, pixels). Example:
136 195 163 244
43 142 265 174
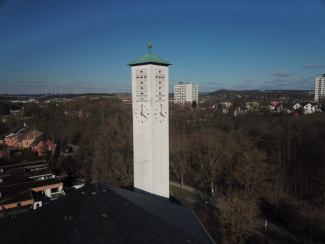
134 103 150 124
153 103 167 123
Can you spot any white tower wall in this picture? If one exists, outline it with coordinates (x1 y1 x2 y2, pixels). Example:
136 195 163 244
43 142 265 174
131 64 169 198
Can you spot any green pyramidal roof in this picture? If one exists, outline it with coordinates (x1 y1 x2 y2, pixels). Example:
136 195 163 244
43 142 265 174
128 43 171 66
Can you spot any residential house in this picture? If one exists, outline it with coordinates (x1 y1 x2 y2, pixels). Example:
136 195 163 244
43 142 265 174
220 100 232 108
275 104 284 114
275 104 292 115
213 100 232 109
245 100 259 109
246 104 256 112
293 103 302 111
4 125 43 149
233 106 247 117
30 136 56 156
303 103 316 114
213 102 229 113
270 100 280 107
0 161 64 216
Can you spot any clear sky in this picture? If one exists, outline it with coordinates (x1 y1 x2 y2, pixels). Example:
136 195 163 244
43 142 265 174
1 0 325 94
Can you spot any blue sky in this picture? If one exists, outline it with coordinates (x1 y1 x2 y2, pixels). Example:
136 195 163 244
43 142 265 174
0 0 325 94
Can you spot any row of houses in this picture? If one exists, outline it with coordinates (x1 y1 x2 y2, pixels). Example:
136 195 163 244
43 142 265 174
0 161 64 217
268 102 320 115
2 124 55 156
213 100 321 116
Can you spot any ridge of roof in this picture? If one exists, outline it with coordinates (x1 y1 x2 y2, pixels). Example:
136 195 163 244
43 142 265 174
6 125 36 140
17 127 33 140
128 52 171 66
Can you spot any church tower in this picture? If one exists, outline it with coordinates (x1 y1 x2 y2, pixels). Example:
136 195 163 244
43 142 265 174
129 43 171 199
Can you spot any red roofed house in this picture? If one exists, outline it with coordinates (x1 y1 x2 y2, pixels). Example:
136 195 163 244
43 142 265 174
30 136 56 156
4 124 43 149
270 100 280 107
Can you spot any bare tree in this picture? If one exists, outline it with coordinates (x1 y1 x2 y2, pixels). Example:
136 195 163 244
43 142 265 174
194 128 234 196
170 133 192 189
220 190 257 243
91 113 133 188
231 139 273 219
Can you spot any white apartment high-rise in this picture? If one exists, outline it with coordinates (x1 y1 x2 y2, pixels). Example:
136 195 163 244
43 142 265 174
174 82 198 104
129 43 170 199
315 73 325 102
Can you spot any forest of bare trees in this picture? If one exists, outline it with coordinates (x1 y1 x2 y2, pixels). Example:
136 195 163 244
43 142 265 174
0 97 324 242
169 104 325 242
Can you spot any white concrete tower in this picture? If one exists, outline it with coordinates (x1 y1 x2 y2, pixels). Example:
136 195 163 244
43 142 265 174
129 43 171 199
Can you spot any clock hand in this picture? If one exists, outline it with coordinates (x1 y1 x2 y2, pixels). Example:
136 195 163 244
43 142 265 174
140 104 148 118
160 112 166 118
140 104 144 117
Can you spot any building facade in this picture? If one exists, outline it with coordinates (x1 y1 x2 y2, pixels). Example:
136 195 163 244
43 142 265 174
315 73 325 102
174 82 198 105
129 43 170 199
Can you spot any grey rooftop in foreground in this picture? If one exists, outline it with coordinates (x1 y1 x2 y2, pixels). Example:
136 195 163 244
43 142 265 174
0 183 214 244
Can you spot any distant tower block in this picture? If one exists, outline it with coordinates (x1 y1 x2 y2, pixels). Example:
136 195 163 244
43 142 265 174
315 73 325 102
174 81 198 105
128 43 171 199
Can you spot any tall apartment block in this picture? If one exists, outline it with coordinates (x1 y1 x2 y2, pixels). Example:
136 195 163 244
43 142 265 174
174 82 198 104
315 73 325 102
